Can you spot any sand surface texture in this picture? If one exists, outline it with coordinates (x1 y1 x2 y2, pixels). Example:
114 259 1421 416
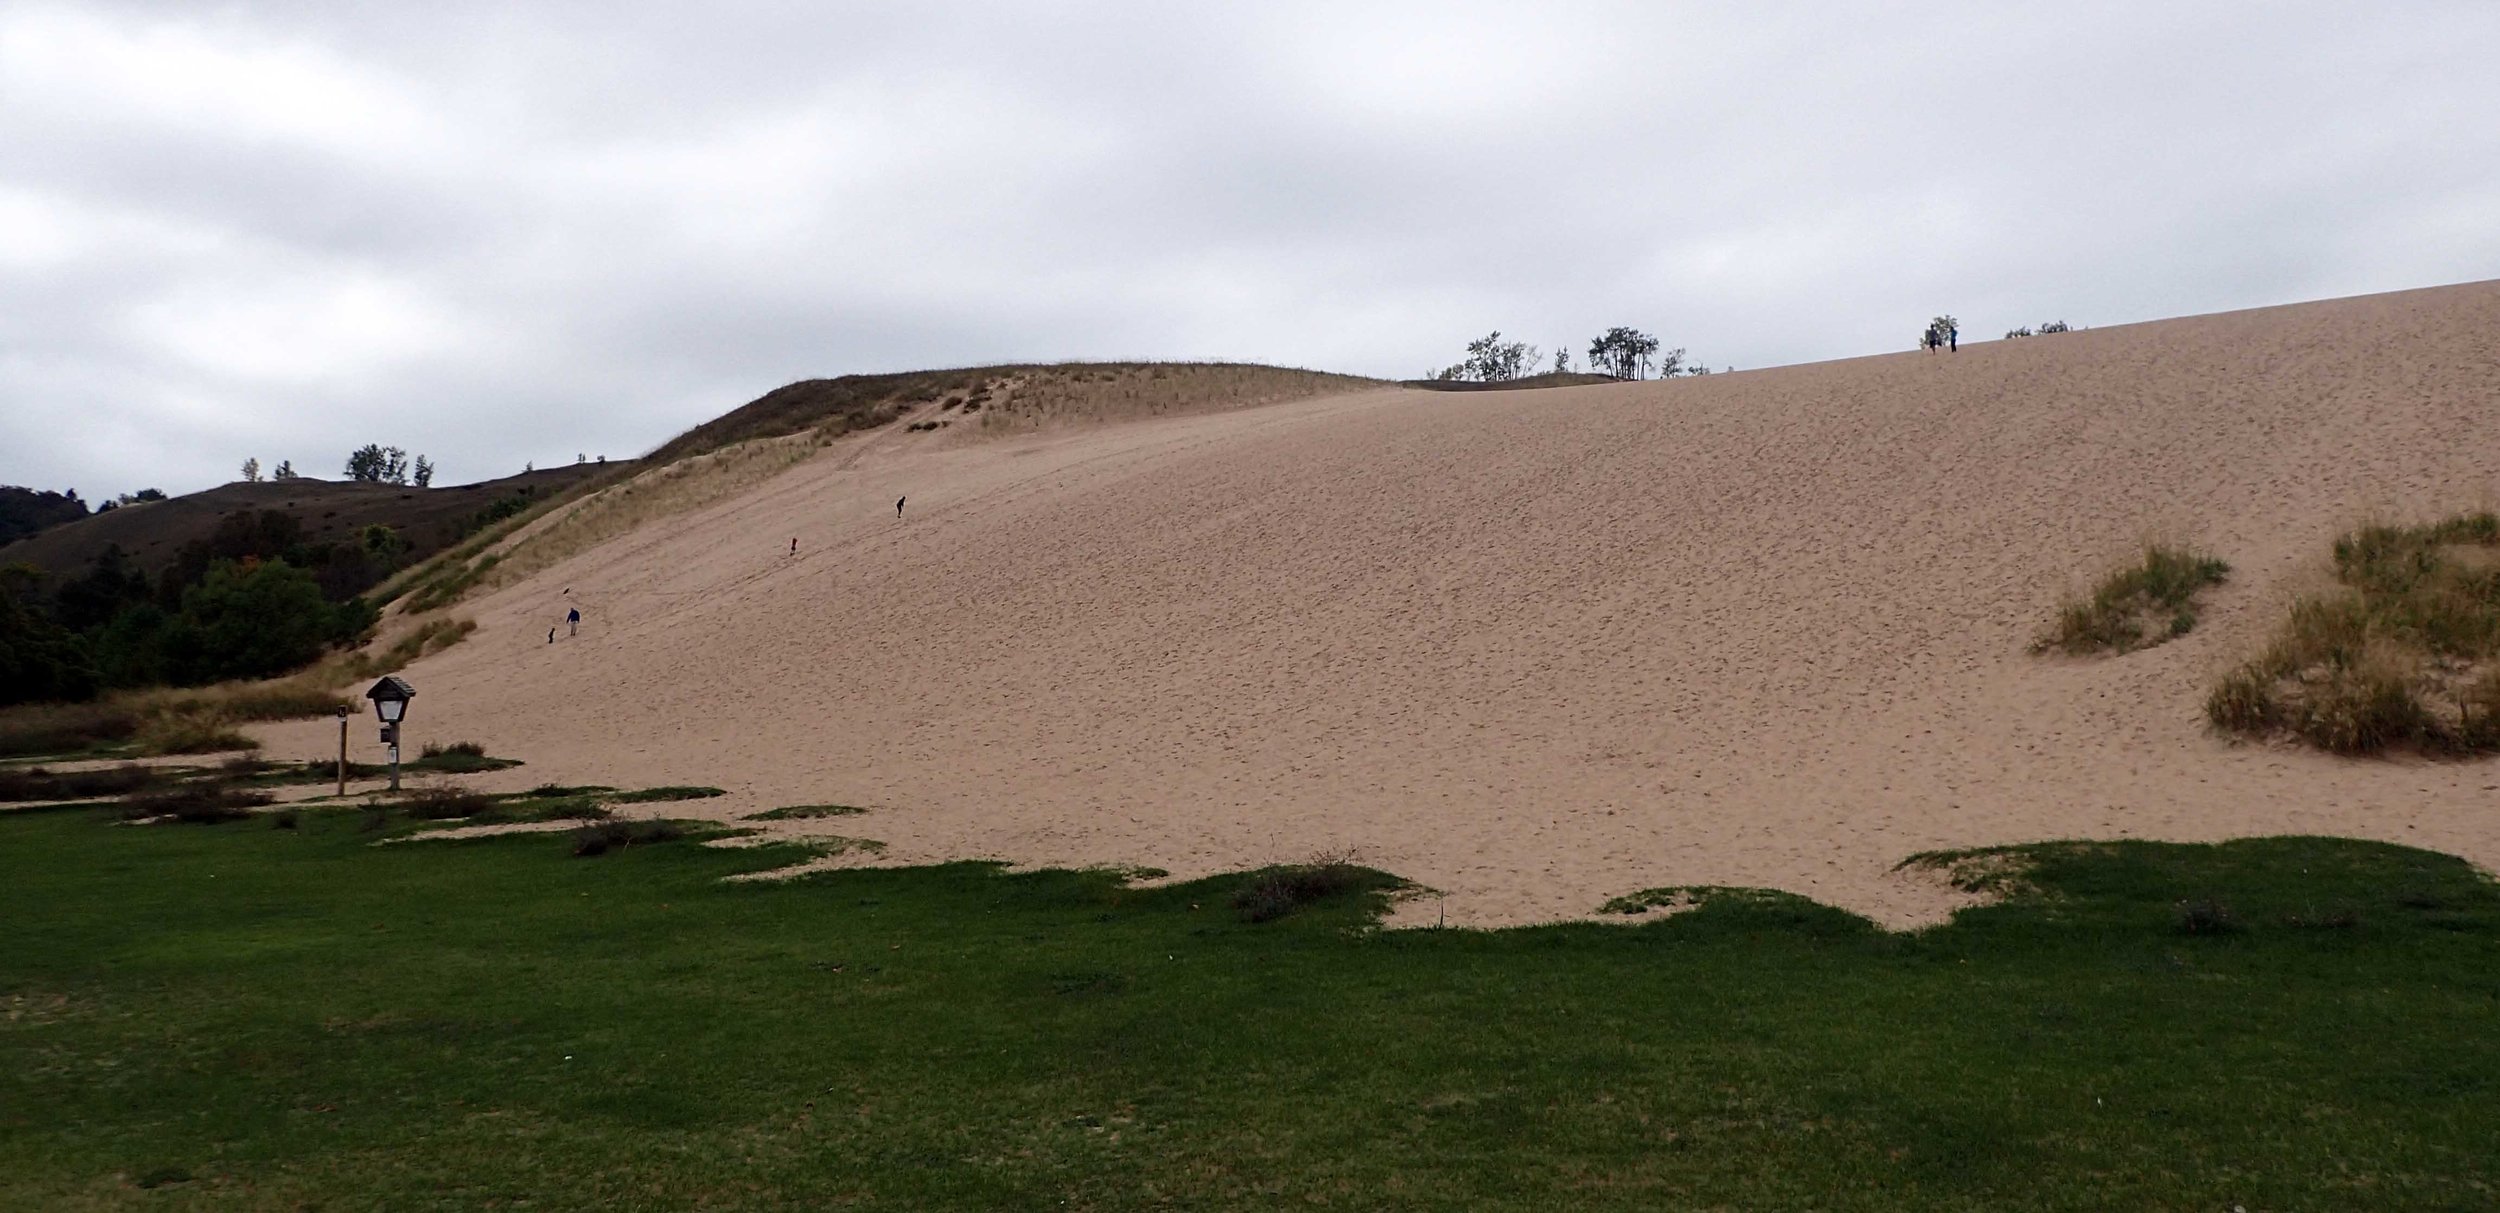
270 282 2500 927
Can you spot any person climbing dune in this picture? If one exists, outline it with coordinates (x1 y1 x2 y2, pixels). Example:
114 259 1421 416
896 495 907 520
567 606 581 636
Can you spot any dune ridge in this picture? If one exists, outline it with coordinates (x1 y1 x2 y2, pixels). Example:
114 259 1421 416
264 280 2500 927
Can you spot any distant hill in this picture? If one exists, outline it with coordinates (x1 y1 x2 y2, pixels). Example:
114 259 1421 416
0 464 621 584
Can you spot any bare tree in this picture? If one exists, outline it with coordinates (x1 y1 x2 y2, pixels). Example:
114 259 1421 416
240 457 261 483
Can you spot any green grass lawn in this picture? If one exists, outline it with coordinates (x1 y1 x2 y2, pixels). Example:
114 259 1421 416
5 804 2498 1210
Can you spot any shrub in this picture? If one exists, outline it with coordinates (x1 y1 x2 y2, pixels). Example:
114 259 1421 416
570 819 684 856
1233 854 1369 923
2034 545 2230 656
420 740 485 758
271 808 300 830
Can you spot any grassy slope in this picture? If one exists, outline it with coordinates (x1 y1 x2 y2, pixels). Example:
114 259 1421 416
4 810 2497 1210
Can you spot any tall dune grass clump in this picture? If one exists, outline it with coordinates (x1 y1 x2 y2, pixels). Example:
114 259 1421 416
2209 513 2500 754
0 678 347 759
2035 545 2231 655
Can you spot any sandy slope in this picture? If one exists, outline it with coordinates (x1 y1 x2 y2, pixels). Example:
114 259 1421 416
264 281 2500 927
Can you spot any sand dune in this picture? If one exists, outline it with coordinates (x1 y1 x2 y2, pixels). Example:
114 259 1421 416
262 280 2500 926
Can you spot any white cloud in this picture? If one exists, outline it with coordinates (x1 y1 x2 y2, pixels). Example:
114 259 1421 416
3 0 2499 497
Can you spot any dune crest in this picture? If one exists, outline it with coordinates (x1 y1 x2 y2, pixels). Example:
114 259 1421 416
267 280 2500 927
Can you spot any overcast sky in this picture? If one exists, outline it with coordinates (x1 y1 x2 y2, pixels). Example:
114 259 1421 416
5 2 2497 497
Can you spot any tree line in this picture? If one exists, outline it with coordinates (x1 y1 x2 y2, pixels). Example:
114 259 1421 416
239 444 435 487
1427 328 1718 384
0 509 410 706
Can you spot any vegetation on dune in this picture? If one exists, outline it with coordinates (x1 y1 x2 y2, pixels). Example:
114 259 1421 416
607 785 725 803
1231 852 1386 923
1422 327 1715 384
650 362 1377 465
3 808 2496 1208
746 803 868 820
2209 512 2500 754
0 679 347 760
2033 544 2230 656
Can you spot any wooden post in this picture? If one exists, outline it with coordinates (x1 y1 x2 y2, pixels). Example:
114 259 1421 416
336 707 348 796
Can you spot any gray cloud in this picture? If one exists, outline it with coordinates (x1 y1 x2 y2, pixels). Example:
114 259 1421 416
5 1 2498 496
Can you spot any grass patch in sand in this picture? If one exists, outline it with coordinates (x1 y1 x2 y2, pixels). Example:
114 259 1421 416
2209 512 2500 754
608 785 725 804
9 811 2494 1209
2033 544 2229 655
746 803 867 821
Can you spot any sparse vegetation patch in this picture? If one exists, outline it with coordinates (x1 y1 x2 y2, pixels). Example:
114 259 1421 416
1231 852 1388 923
610 785 725 804
746 803 867 821
2208 512 2500 754
2034 545 2229 655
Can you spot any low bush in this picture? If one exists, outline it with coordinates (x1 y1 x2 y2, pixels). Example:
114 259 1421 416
570 819 684 856
2209 513 2500 754
408 741 516 774
1233 853 1370 924
2034 545 2229 655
